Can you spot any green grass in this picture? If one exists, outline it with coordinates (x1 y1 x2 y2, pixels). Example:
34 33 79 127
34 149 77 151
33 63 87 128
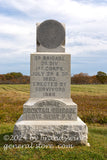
0 84 106 95
0 84 30 93
0 124 106 160
71 84 107 95
0 84 107 159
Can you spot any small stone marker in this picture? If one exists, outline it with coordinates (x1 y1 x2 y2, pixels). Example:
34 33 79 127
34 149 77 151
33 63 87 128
14 20 88 146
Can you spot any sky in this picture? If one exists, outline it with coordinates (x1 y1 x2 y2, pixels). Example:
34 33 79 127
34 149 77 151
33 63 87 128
0 0 107 76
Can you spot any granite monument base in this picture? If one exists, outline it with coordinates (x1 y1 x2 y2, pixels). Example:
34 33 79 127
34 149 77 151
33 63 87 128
14 98 88 146
22 98 77 121
13 116 88 146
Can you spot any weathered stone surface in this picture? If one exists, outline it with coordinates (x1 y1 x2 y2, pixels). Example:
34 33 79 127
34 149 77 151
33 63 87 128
23 98 77 120
37 44 65 52
37 20 65 49
14 116 88 145
30 53 71 98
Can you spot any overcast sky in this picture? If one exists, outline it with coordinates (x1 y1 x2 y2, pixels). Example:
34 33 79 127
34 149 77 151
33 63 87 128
0 0 107 75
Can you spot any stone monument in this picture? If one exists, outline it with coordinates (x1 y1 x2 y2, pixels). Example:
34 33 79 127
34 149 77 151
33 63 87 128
14 20 88 146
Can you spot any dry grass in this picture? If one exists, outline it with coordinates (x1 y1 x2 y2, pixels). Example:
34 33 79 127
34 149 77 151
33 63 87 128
0 84 107 124
0 84 29 123
72 94 107 124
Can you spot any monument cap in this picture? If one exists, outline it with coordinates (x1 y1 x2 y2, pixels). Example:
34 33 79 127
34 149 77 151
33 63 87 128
37 19 65 49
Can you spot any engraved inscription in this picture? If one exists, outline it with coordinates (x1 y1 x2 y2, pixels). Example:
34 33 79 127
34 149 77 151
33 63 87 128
24 112 76 120
30 54 70 98
24 107 76 113
23 100 77 120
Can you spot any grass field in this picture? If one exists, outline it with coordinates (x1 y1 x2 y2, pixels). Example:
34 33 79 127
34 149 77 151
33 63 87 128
0 84 107 160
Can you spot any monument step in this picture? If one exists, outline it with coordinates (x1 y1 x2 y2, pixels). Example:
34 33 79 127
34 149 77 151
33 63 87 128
14 115 88 146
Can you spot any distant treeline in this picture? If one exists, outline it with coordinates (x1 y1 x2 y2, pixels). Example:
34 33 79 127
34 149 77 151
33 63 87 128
0 72 30 84
71 71 107 84
0 71 107 84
